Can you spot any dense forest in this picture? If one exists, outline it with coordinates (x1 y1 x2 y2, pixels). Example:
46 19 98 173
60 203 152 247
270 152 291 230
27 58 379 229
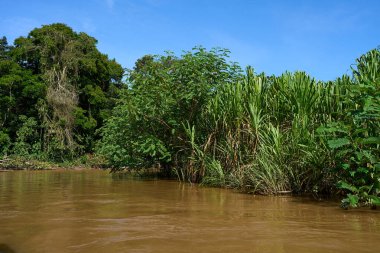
0 24 379 208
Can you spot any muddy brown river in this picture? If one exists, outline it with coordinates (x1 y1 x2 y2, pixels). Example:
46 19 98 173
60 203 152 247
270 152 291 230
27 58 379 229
0 170 379 253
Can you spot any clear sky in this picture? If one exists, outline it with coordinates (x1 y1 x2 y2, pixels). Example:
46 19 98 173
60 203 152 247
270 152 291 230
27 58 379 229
1 0 379 80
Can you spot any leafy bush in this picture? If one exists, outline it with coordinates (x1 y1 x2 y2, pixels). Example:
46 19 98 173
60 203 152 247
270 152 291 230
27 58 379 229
318 49 380 208
98 47 241 172
0 130 10 155
12 116 41 157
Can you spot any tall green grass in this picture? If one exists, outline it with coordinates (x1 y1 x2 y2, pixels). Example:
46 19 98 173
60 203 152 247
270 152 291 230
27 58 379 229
185 67 344 195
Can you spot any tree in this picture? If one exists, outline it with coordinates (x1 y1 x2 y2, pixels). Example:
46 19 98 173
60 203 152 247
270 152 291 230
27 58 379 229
4 23 124 159
98 47 242 173
0 37 44 155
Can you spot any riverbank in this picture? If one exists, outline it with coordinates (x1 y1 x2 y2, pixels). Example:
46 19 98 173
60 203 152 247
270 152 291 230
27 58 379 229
0 155 106 171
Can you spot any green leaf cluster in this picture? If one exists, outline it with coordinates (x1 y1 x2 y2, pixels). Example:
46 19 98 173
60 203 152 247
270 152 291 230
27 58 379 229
319 48 380 208
97 47 242 172
0 24 124 160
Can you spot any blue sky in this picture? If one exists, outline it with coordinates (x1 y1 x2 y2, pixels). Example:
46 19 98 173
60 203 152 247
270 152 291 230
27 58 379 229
1 0 379 80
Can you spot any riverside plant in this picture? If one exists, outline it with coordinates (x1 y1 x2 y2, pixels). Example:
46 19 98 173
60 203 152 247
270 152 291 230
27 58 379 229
190 67 342 195
318 49 380 208
98 47 380 208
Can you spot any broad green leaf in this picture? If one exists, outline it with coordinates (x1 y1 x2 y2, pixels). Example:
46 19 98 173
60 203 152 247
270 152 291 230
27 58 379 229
360 137 380 145
347 194 359 207
327 138 350 149
338 181 358 193
357 167 369 174
369 195 380 206
316 126 347 134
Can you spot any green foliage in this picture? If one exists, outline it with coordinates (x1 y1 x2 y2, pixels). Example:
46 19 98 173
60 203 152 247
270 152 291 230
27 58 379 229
201 159 225 187
0 130 10 155
98 47 242 172
0 37 45 158
12 116 40 157
190 67 339 194
319 48 380 208
0 23 124 161
100 57 342 196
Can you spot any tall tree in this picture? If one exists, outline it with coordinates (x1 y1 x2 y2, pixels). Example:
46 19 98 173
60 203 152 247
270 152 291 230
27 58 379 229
10 23 124 159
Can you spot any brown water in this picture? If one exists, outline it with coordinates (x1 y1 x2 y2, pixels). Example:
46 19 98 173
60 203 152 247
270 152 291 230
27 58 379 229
0 170 379 253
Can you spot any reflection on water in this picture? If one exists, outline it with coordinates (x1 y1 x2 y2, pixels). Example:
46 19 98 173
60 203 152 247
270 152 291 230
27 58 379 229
0 170 379 253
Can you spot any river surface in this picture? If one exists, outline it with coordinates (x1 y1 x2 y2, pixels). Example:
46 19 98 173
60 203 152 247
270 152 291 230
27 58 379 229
0 170 379 253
